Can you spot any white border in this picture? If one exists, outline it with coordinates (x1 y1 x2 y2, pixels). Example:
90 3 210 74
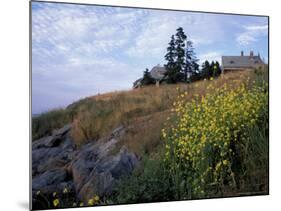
1 0 280 211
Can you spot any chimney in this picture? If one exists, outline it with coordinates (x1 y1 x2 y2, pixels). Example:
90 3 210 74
250 51 254 57
241 51 244 56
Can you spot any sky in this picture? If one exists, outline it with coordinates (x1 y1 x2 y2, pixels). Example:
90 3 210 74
32 2 269 114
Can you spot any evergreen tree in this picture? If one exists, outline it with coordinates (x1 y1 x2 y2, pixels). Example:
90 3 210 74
185 40 199 81
210 61 222 78
141 68 155 86
164 35 176 70
215 61 222 77
164 27 199 83
201 60 211 79
174 27 187 79
210 61 216 78
201 60 222 79
164 35 178 83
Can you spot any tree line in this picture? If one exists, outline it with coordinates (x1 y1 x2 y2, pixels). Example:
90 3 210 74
139 27 222 86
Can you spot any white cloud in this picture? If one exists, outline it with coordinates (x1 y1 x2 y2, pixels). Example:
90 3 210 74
32 3 142 65
125 11 224 61
236 24 268 45
198 51 222 63
32 2 268 113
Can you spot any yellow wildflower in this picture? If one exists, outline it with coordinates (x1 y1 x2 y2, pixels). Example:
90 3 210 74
53 199 59 207
63 187 68 194
88 198 94 206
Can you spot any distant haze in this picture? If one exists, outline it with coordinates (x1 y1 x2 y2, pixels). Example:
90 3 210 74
32 2 268 114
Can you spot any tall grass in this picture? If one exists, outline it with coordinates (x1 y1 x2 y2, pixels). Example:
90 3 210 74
33 69 257 152
110 70 268 203
162 75 268 198
32 109 73 141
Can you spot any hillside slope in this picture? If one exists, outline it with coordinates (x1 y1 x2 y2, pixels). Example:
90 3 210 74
32 68 268 208
33 69 266 156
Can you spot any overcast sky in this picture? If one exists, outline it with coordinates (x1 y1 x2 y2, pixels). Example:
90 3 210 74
32 2 268 114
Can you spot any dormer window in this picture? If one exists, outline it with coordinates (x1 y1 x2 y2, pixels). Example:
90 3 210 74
230 60 234 64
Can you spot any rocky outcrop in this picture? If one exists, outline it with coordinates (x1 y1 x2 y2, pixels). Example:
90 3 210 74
32 124 139 203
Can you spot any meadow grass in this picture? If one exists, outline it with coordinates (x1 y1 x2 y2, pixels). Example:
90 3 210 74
32 67 269 206
111 68 268 203
33 69 259 155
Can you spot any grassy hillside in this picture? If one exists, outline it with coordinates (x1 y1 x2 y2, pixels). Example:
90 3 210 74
32 68 267 157
32 68 268 206
110 68 268 203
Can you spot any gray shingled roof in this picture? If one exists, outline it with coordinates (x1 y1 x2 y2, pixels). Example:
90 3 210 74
222 56 264 69
150 66 167 80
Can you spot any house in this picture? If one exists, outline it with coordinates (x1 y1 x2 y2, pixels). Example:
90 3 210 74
133 65 167 88
133 78 142 89
222 51 265 72
150 65 167 81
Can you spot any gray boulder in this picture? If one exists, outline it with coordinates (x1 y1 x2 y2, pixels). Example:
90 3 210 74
32 169 68 190
32 124 139 204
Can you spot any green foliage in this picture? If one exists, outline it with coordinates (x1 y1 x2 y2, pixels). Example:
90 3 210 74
141 68 156 86
174 27 187 75
164 35 176 70
33 187 100 210
110 156 176 203
200 60 222 80
164 27 199 83
32 108 73 141
164 27 187 83
184 40 199 81
162 79 268 198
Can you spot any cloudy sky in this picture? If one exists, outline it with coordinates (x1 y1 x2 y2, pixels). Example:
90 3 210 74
32 2 268 114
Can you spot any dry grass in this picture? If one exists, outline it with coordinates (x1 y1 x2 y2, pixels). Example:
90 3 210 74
70 70 257 153
33 69 266 154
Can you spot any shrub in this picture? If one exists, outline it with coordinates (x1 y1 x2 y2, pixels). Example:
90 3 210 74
110 157 175 204
162 80 268 198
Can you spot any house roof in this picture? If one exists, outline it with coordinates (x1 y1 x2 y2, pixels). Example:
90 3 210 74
133 78 142 88
150 66 167 80
222 55 264 69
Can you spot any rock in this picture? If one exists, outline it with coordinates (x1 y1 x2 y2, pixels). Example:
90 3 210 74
110 125 126 138
73 145 138 202
32 124 72 150
32 169 68 190
32 136 54 150
76 147 138 202
79 171 114 201
52 123 72 137
32 134 75 176
32 124 75 176
32 124 139 206
106 146 138 179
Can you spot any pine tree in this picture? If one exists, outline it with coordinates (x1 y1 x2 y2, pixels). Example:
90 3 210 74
215 61 222 77
201 60 211 79
164 35 176 70
164 35 177 83
141 68 155 86
164 34 183 83
210 61 216 78
174 27 187 79
200 61 221 79
164 27 199 83
210 61 222 78
185 40 199 81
